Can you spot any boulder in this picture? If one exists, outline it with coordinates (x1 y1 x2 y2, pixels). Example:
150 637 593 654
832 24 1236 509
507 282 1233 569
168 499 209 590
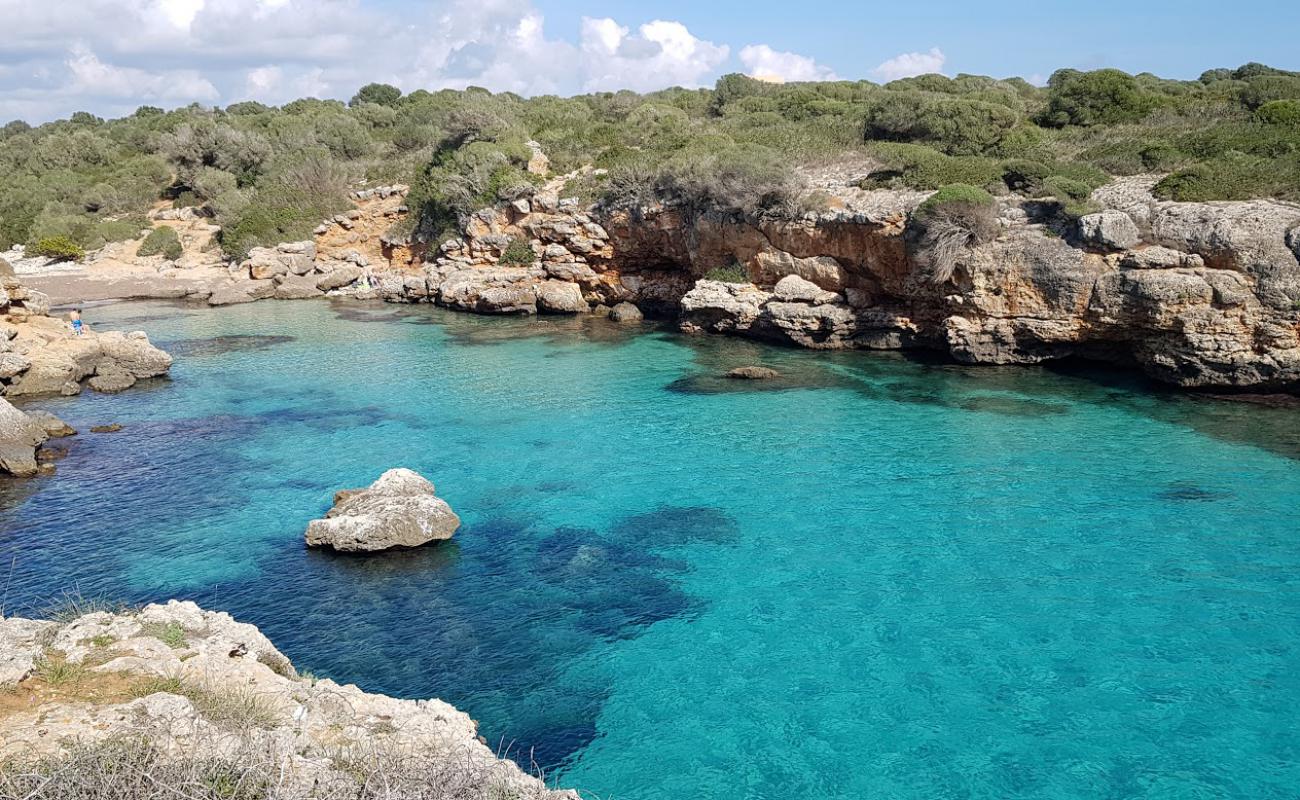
0 352 31 379
88 369 136 394
536 281 588 314
609 302 644 323
24 410 76 437
1079 210 1141 250
97 331 172 379
0 398 49 477
772 274 842 305
753 248 847 292
274 275 325 300
305 468 461 553
316 266 363 291
0 616 56 688
727 366 780 380
208 280 276 306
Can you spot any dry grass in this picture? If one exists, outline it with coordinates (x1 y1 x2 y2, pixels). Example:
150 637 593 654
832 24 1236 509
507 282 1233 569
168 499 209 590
917 202 1000 284
0 728 562 800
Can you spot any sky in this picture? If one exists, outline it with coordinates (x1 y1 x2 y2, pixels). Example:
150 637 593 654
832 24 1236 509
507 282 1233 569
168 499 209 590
1 0 1297 124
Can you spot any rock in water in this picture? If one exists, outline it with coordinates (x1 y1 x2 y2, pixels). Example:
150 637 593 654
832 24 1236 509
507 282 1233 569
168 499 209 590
727 366 780 380
609 301 644 323
0 398 49 477
306 468 461 552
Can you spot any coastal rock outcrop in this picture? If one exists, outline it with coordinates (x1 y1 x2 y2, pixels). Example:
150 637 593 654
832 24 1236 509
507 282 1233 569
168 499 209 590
0 601 573 798
0 275 173 397
0 397 49 476
306 468 461 552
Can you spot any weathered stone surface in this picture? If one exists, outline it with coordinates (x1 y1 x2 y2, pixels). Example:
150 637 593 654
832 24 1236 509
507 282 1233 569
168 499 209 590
273 274 326 300
1120 246 1205 270
315 265 363 291
306 468 461 552
536 280 588 314
88 369 136 394
0 398 48 476
753 248 847 291
208 279 276 306
0 601 574 799
772 274 842 304
609 301 644 323
1079 210 1141 250
24 409 76 437
0 616 56 687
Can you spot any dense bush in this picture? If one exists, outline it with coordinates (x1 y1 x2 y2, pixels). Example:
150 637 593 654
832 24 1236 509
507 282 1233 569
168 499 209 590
1 61 1298 259
31 235 85 261
1040 69 1158 127
497 237 535 266
137 226 182 260
1257 100 1300 126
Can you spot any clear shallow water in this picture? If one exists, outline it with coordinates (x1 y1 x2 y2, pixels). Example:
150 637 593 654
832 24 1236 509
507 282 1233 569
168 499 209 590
3 299 1300 799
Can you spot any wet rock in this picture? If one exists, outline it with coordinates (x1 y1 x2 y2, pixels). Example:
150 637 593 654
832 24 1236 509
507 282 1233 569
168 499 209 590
609 302 643 323
88 369 136 394
90 423 123 433
726 366 780 380
24 409 76 437
536 281 588 314
274 275 326 300
306 468 461 553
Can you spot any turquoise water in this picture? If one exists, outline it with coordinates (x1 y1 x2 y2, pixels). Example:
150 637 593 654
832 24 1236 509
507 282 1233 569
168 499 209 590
3 299 1300 798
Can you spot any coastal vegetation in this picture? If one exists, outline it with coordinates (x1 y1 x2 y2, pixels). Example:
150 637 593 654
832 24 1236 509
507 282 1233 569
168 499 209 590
1 63 1299 261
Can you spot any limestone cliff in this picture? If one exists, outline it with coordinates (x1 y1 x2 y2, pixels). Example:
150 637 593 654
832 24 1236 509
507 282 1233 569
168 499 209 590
0 601 574 799
373 175 1300 391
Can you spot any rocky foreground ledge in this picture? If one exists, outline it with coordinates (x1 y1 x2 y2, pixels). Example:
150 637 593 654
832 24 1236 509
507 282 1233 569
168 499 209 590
0 601 574 799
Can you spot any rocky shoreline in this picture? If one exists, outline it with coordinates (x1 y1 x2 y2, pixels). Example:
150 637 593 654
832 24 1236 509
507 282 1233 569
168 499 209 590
0 601 574 798
10 169 1300 393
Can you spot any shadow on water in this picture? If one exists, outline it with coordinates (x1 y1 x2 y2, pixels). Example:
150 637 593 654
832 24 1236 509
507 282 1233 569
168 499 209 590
161 334 297 357
181 504 734 771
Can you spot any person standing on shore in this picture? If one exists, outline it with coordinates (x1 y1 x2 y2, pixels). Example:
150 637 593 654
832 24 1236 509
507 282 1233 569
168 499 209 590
69 307 83 335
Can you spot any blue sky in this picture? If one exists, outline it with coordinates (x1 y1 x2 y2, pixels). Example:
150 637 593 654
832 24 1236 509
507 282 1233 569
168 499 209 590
2 0 1297 123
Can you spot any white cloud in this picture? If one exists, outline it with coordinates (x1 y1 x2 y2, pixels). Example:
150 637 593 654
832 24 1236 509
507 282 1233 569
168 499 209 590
577 18 729 92
871 47 946 82
738 44 837 83
66 44 219 101
0 0 734 122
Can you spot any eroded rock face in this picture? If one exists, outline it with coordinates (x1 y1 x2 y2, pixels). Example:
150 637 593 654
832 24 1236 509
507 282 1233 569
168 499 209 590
306 468 461 552
0 601 574 799
0 278 173 398
0 397 49 476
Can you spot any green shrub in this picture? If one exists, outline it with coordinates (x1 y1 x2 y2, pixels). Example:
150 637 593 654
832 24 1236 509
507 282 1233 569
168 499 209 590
1040 69 1158 127
1257 100 1300 126
863 143 1003 191
917 183 997 217
497 237 535 266
95 217 147 244
31 235 85 261
1043 176 1095 217
864 94 1021 155
137 226 183 260
703 263 749 283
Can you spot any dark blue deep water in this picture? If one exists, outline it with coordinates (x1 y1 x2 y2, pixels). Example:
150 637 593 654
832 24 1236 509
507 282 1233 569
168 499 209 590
3 299 1299 798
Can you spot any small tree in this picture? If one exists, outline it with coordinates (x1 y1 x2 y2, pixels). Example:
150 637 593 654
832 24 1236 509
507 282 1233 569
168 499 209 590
349 83 402 108
137 226 183 260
